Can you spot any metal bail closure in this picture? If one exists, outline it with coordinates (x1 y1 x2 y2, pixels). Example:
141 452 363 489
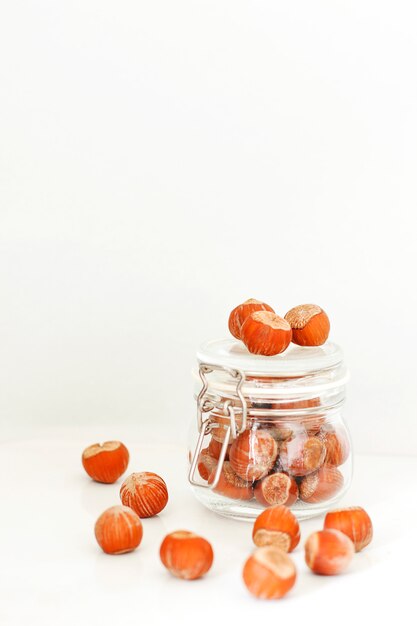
188 363 246 490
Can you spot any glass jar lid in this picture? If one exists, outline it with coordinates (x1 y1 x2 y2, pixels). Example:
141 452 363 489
194 338 348 398
197 338 344 377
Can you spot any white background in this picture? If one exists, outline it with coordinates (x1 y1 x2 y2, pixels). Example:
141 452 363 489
1 0 416 454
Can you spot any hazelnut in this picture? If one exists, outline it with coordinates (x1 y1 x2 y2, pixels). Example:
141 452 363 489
208 462 253 500
242 546 297 599
252 505 300 552
279 436 326 476
228 298 274 340
285 304 330 346
302 416 327 436
266 425 294 442
319 426 350 466
278 397 321 411
120 472 168 518
229 429 278 481
254 472 298 507
160 531 213 580
305 529 354 575
241 311 292 356
82 441 129 484
208 437 231 460
197 448 218 481
210 412 242 443
324 507 373 552
299 466 344 503
94 505 143 555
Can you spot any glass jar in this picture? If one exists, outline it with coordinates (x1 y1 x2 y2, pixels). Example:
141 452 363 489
188 338 352 521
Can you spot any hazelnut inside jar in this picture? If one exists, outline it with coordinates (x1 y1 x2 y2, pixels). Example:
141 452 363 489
188 338 352 521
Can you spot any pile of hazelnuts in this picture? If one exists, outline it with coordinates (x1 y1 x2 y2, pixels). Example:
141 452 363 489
245 504 373 598
229 299 330 354
80 299 369 600
82 441 213 580
198 422 348 506
81 440 372 599
196 298 345 506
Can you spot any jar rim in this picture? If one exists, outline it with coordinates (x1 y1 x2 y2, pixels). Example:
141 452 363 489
197 338 344 377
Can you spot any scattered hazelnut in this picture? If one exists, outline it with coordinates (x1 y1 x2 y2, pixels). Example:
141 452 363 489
197 448 218 481
252 505 300 552
299 466 344 503
120 471 168 518
160 531 214 580
228 299 274 340
305 529 354 575
208 462 253 500
285 304 330 346
254 472 298 507
241 311 292 356
279 436 326 476
82 441 129 484
324 507 373 552
319 426 350 466
229 429 278 481
242 546 297 599
94 505 143 555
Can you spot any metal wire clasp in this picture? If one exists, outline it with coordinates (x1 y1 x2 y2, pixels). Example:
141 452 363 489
188 363 246 489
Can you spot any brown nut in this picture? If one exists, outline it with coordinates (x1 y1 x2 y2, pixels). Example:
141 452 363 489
324 507 373 552
197 448 218 481
243 546 297 599
228 298 274 340
208 462 253 500
120 472 168 518
279 436 326 476
319 426 350 467
210 413 243 443
276 397 321 411
82 441 129 484
208 437 231 460
160 531 214 580
252 505 300 552
241 312 292 356
301 415 327 436
299 466 344 503
94 505 143 555
285 304 330 346
229 429 278 482
305 529 354 575
254 472 299 507
266 425 294 443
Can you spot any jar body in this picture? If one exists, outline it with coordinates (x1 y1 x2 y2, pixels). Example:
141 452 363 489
188 340 352 521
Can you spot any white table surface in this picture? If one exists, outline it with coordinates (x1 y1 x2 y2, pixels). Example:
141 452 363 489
1 429 416 626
